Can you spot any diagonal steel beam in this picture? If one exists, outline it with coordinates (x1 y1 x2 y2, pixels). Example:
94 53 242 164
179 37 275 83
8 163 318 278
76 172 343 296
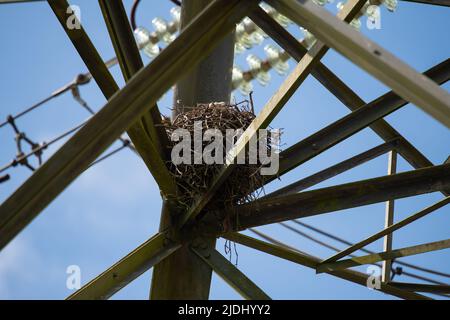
264 138 400 198
317 239 450 273
215 163 450 232
191 247 271 300
249 6 441 178
268 0 450 128
0 0 44 3
223 232 429 300
266 59 450 185
177 0 367 227
68 233 181 300
321 196 450 265
401 0 450 6
0 0 258 251
48 0 176 197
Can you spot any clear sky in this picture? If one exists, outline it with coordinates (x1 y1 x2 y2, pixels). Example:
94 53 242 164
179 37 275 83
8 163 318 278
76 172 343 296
0 0 448 300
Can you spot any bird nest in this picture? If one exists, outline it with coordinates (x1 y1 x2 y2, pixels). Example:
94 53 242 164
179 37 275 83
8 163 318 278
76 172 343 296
164 101 268 221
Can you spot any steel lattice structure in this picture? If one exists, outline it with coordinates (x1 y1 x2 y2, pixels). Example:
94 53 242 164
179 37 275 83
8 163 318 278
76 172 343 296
0 0 449 300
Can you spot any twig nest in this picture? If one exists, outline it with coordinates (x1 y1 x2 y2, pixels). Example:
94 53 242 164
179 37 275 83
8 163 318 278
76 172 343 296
164 101 266 217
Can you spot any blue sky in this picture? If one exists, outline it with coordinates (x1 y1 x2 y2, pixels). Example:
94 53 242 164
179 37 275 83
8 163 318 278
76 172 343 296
0 0 448 299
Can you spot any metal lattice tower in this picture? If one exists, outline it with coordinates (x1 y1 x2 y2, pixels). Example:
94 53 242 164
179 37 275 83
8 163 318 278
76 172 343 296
0 0 449 300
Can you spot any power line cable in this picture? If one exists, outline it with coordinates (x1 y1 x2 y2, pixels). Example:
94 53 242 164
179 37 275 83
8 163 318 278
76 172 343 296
0 74 90 129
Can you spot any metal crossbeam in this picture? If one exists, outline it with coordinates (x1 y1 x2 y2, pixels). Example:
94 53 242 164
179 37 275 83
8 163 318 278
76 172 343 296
321 197 450 264
223 233 429 300
178 0 366 227
317 239 450 273
217 163 450 232
268 0 450 128
389 282 450 294
191 247 271 300
0 0 44 3
249 6 443 185
0 0 257 251
68 233 181 300
48 0 176 197
150 0 238 300
264 138 400 198
266 58 450 185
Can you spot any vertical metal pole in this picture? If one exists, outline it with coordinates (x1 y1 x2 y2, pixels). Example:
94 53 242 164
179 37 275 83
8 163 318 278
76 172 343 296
382 150 397 282
150 0 235 299
172 0 235 117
